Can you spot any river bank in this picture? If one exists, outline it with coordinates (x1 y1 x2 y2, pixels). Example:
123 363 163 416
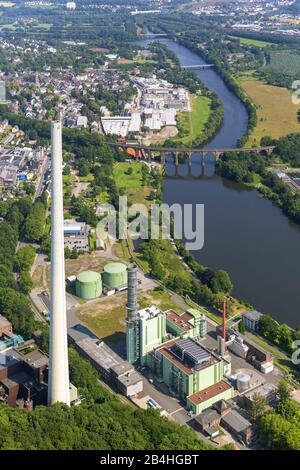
137 37 300 328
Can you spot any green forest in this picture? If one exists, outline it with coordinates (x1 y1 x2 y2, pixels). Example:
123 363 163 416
0 348 212 450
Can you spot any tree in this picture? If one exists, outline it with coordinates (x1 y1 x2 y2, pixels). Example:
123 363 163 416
249 393 268 422
18 271 33 295
211 269 233 294
14 246 36 272
23 203 46 242
238 320 245 334
277 379 291 403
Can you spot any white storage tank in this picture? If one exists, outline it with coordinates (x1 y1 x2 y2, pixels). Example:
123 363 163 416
237 373 251 392
236 372 251 392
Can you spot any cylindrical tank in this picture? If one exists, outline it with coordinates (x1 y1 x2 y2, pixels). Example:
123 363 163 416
102 262 127 289
76 270 102 300
199 314 207 338
236 372 251 392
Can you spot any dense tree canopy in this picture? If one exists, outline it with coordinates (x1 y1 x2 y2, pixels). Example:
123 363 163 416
0 348 212 450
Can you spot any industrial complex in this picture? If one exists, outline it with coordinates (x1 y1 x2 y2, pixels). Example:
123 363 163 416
100 76 190 138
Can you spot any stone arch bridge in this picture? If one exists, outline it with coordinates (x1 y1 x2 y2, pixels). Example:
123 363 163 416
105 142 275 174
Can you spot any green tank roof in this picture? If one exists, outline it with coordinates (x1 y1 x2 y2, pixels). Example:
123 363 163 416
103 262 127 274
77 270 101 283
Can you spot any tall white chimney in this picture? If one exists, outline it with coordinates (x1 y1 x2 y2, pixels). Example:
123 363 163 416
48 121 70 406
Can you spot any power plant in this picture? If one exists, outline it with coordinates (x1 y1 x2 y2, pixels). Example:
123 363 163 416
48 121 70 406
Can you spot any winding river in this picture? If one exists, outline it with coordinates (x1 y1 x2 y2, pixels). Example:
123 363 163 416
138 38 300 328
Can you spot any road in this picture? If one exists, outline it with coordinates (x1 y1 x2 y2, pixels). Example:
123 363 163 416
34 151 50 200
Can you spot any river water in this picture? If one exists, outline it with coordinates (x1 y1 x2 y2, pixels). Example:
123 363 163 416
138 38 300 327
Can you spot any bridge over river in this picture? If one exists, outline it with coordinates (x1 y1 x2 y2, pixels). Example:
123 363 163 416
105 141 275 173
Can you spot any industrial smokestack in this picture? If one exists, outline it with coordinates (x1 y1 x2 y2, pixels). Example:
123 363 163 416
222 298 227 351
126 264 139 319
48 121 70 406
126 264 139 363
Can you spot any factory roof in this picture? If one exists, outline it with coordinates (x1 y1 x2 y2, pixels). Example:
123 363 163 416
116 370 143 388
110 361 134 377
0 349 22 370
156 338 217 375
188 381 232 405
221 409 252 433
63 223 85 232
22 349 48 369
244 383 277 401
75 337 122 371
243 310 262 322
77 270 101 283
194 408 220 427
166 310 193 331
138 305 162 320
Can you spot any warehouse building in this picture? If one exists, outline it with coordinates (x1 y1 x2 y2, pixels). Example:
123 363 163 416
73 336 143 396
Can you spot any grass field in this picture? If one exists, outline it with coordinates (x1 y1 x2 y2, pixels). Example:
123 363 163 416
230 35 274 48
76 288 179 345
113 161 152 206
174 94 211 145
240 78 300 145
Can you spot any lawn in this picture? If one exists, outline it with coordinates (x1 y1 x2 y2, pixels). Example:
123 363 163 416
174 94 211 145
240 78 300 145
229 35 274 48
76 287 182 345
113 161 152 206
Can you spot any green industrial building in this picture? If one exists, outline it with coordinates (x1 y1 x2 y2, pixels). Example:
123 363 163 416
125 299 233 413
166 309 207 339
76 270 102 300
102 262 127 289
149 337 232 413
139 306 167 365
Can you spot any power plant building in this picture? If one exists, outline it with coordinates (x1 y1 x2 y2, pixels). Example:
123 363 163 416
149 337 232 413
138 306 167 366
166 308 207 339
76 270 102 300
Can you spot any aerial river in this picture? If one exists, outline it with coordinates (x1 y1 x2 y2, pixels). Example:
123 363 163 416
138 38 300 328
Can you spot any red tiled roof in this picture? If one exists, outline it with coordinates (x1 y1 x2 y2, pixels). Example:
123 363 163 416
187 381 232 405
